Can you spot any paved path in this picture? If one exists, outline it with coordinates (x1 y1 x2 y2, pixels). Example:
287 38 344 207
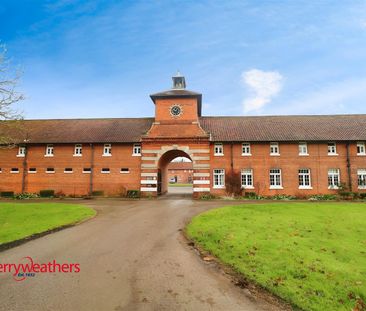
0 199 283 311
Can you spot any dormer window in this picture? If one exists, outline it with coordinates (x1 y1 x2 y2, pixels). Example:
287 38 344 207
45 144 54 157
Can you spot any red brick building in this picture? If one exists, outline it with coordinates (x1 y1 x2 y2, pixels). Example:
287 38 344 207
167 161 193 184
0 73 366 197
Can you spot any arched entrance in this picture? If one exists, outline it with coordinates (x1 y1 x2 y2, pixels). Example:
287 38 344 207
157 149 193 196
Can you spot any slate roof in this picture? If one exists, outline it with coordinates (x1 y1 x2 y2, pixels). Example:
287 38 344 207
200 115 366 142
1 114 365 144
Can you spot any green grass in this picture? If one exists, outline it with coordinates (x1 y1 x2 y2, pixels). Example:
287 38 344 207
0 202 96 244
168 183 193 187
186 202 366 311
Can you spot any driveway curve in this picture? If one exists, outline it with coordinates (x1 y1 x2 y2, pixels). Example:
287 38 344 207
0 199 284 311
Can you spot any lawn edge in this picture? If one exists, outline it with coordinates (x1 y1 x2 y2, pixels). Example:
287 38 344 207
0 208 97 253
182 227 298 311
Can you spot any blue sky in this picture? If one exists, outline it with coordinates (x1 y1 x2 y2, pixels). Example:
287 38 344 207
1 0 366 119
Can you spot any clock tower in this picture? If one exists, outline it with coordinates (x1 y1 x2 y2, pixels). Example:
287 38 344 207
145 72 208 139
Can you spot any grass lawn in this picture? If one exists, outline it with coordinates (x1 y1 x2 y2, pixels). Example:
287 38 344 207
168 183 193 187
186 202 366 311
0 202 96 245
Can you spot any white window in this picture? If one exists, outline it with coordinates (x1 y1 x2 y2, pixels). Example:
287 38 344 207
74 144 82 156
269 169 282 189
17 146 26 157
357 142 366 155
214 143 224 156
28 167 37 174
328 169 340 189
298 168 312 189
46 167 55 174
132 144 141 156
83 168 92 174
101 168 110 174
103 144 112 156
10 168 19 174
357 169 366 189
327 142 337 155
242 143 251 156
241 169 254 189
45 144 54 157
270 142 280 155
64 168 73 174
213 169 225 188
120 168 130 174
299 142 308 155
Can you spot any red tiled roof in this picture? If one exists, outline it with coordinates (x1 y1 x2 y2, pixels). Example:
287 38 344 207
1 114 366 144
199 115 366 141
0 118 154 144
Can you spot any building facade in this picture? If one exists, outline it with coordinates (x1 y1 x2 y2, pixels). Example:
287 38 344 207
0 73 366 197
167 162 193 184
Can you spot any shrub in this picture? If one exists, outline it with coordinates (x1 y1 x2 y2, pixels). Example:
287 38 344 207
92 190 104 196
359 193 366 200
271 194 297 200
39 190 55 197
199 193 217 200
337 183 353 200
242 192 265 200
126 190 140 198
309 194 337 201
1 191 14 198
14 192 39 200
55 191 66 198
225 170 242 196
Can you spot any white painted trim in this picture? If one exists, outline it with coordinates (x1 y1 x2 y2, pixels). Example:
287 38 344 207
193 173 210 177
213 186 225 189
141 187 157 192
141 180 157 185
242 186 255 189
193 180 210 185
141 172 158 177
16 154 25 157
141 157 158 161
269 186 283 189
132 154 141 157
193 187 210 192
190 149 210 153
141 164 157 168
102 154 112 157
298 186 313 190
241 153 252 156
214 153 224 156
193 164 210 169
44 154 54 157
192 156 210 161
73 154 82 157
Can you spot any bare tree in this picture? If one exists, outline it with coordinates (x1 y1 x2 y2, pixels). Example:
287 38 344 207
0 44 24 146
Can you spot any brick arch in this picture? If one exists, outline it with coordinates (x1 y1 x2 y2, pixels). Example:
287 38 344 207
157 149 192 195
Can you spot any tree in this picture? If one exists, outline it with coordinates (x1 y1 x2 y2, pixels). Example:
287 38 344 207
0 44 24 145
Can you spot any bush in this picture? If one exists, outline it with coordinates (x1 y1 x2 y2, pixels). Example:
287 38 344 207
271 194 297 200
359 193 366 200
55 191 66 198
14 192 39 200
199 193 217 200
242 192 265 200
225 170 242 196
126 190 140 198
92 190 104 196
1 191 14 198
39 189 55 197
309 194 337 201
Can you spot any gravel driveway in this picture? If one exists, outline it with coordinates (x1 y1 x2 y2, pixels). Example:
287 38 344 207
0 198 284 311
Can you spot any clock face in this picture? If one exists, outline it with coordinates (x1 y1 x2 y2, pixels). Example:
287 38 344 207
170 105 182 117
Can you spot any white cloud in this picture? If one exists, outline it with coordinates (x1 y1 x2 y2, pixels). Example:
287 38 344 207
241 69 283 113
